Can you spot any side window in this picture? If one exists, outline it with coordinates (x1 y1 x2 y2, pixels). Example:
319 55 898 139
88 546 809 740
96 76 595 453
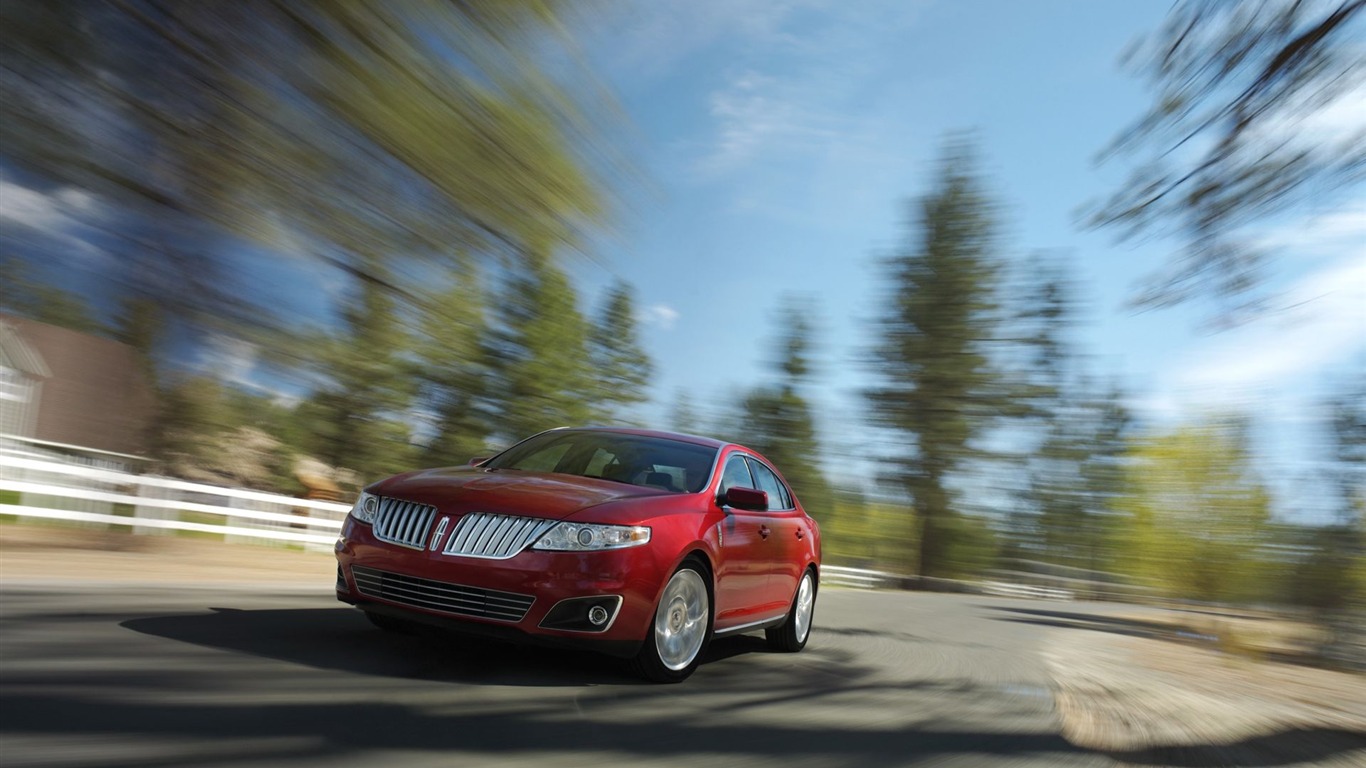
745 458 791 511
718 454 754 498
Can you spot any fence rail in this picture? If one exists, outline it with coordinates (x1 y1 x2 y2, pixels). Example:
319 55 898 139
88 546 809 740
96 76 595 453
1 453 349 547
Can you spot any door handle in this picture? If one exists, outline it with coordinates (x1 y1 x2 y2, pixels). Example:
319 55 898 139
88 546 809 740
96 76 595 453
795 528 804 540
758 525 771 539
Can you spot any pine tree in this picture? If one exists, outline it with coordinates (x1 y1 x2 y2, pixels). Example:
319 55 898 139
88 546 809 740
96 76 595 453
494 253 597 439
589 281 653 424
737 299 833 518
417 254 495 466
867 140 1008 579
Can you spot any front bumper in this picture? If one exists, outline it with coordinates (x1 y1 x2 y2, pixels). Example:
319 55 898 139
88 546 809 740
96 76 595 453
334 520 666 657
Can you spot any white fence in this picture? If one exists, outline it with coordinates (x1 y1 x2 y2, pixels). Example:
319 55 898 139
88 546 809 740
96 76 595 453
821 565 902 589
1 453 350 548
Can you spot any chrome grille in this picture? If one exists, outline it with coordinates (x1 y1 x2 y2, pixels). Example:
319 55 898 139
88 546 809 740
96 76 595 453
372 496 437 550
443 512 557 559
351 565 534 622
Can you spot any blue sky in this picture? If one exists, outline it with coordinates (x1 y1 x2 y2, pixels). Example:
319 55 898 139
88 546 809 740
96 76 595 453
2 1 1361 522
563 0 1365 521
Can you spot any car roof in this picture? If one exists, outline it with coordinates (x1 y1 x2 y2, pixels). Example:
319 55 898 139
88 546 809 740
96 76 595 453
559 426 729 450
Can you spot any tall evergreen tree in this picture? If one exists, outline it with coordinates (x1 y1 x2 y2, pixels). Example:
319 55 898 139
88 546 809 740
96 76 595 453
670 390 701 435
738 299 833 517
867 141 1008 579
309 257 418 480
495 253 597 439
589 281 653 424
417 254 495 466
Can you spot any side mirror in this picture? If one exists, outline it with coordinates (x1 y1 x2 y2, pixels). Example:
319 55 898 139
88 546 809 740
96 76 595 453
723 486 768 511
469 457 490 467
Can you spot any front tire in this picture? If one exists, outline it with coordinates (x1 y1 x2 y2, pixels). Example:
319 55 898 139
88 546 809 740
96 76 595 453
630 560 712 683
766 569 815 652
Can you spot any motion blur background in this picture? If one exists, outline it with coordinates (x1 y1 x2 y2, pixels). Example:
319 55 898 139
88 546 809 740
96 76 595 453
1 1 1362 640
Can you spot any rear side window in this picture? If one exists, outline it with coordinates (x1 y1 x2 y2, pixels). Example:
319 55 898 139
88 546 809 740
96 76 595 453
745 458 792 511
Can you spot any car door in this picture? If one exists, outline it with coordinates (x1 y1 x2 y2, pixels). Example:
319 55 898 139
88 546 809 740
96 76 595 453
712 452 778 627
745 456 804 608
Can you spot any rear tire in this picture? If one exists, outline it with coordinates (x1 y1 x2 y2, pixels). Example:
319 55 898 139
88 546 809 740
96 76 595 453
630 559 712 683
766 569 815 652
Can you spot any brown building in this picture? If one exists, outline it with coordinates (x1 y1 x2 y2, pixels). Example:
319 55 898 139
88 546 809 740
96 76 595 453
0 314 156 457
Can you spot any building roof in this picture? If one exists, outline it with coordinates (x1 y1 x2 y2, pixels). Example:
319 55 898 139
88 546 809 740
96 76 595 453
0 314 156 455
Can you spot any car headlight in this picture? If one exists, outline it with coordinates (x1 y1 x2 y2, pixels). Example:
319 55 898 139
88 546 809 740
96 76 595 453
350 492 379 524
532 522 651 551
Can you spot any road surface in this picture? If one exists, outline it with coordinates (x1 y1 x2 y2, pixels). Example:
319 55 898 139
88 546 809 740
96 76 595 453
2 581 1361 767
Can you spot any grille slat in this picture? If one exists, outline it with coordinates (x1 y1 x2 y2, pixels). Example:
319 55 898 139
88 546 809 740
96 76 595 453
351 565 534 622
495 518 531 557
442 513 556 559
371 496 437 550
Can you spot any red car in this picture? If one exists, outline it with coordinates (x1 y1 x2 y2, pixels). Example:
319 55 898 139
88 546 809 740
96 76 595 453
334 427 821 682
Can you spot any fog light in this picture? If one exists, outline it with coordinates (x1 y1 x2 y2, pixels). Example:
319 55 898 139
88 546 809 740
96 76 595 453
587 605 609 626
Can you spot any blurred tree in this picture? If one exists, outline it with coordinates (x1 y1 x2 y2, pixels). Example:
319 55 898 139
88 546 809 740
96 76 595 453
307 258 419 482
1291 384 1366 612
733 300 834 518
416 254 497 467
670 390 701 435
0 0 616 342
1004 252 1135 573
112 295 164 381
867 141 1010 580
494 253 597 438
0 257 107 335
1116 419 1276 603
589 281 653 424
1090 0 1365 317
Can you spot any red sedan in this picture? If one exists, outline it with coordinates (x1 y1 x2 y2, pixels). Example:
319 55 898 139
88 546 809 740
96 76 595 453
334 427 821 682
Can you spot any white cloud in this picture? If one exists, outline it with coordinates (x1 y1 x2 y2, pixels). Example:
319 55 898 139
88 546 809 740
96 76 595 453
196 334 261 391
0 177 107 264
598 0 815 84
1152 218 1365 419
0 179 81 230
1255 199 1366 254
642 303 681 330
699 70 843 175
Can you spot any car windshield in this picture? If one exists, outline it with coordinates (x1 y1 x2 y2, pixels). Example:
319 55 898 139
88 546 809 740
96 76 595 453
485 431 718 494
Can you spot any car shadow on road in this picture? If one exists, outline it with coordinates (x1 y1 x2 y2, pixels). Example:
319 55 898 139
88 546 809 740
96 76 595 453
982 605 1198 642
120 605 817 687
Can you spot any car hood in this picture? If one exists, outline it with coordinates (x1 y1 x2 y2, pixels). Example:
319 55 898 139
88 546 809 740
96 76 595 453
367 467 667 520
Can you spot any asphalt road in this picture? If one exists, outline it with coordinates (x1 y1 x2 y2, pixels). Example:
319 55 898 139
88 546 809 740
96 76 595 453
0 583 1121 768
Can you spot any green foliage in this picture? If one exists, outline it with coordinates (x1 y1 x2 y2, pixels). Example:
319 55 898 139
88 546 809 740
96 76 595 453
1090 0 1366 314
151 376 296 493
1115 420 1277 603
495 255 598 438
416 255 497 467
669 390 702 435
0 257 107 335
589 281 653 423
820 495 917 570
726 299 834 519
305 261 419 481
867 140 1009 579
